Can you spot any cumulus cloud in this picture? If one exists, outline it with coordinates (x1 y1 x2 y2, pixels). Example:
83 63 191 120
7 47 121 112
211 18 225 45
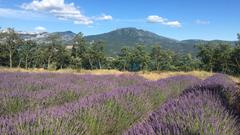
21 0 65 11
147 15 181 28
196 19 210 25
21 0 111 25
35 26 47 32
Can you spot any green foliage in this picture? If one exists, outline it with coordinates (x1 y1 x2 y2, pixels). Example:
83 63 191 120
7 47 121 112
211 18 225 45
196 42 239 75
0 97 27 115
46 91 79 106
150 45 162 71
174 53 200 71
0 43 8 66
77 100 134 135
55 45 71 69
230 44 240 74
0 28 23 68
115 47 131 71
115 45 150 71
18 40 37 69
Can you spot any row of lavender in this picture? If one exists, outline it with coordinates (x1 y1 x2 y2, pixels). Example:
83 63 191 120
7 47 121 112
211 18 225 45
0 72 200 134
0 72 145 115
1 72 239 134
125 74 240 135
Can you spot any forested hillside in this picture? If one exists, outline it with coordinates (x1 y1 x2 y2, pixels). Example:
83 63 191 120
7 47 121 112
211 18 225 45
0 28 240 75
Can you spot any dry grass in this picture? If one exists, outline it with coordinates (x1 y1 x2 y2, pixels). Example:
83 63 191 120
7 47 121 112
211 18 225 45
0 67 239 83
0 67 129 75
57 68 129 75
0 67 47 73
138 70 213 80
230 76 240 85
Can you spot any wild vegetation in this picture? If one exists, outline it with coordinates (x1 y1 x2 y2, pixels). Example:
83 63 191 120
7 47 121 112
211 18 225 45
0 28 240 76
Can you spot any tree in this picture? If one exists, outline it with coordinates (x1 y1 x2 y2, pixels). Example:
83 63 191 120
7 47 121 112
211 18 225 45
213 44 233 73
158 50 176 71
0 28 22 68
91 41 105 69
105 57 115 69
197 42 234 74
71 32 87 69
72 32 86 58
174 53 199 71
31 45 48 68
46 34 61 69
117 47 131 71
196 43 216 72
131 45 150 71
55 45 71 69
150 45 163 71
230 34 240 74
18 40 37 69
0 45 8 66
0 38 8 66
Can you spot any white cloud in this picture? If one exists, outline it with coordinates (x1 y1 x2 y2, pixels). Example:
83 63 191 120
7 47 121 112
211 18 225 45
35 26 47 32
0 8 45 20
95 14 113 21
163 21 181 27
147 15 181 28
147 15 166 23
196 19 210 25
21 0 65 11
21 0 111 25
73 20 93 25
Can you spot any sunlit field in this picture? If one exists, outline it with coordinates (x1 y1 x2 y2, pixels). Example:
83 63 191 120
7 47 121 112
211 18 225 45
1 0 240 134
0 69 239 134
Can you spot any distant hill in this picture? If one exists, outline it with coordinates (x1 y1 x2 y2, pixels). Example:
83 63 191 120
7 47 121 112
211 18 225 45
50 31 76 44
85 27 180 54
17 27 236 55
18 31 76 44
85 28 236 55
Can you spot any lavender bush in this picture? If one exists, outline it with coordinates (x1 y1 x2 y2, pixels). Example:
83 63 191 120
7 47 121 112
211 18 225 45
0 72 199 134
125 74 240 135
182 73 240 117
1 72 239 135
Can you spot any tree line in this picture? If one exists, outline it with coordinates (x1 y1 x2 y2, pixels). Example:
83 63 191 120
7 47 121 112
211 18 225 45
0 28 240 75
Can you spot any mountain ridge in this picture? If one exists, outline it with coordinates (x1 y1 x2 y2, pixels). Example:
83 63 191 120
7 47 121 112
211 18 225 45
15 27 236 55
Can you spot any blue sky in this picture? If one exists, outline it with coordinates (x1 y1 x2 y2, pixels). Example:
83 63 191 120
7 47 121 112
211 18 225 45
0 0 239 40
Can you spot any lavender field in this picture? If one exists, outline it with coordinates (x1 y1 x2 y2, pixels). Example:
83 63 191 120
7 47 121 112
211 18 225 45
0 72 239 135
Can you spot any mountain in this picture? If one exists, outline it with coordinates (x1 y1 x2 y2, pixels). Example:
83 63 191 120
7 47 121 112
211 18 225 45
18 32 49 41
85 27 180 54
18 31 76 44
50 31 76 44
85 28 235 55
177 39 236 55
16 27 235 55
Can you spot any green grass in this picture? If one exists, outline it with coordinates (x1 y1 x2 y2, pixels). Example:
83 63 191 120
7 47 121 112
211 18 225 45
0 97 28 115
45 91 80 106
